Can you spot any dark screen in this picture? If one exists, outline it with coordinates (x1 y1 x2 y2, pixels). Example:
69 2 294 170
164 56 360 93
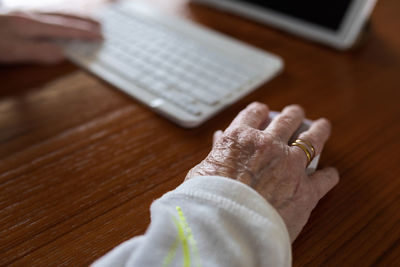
232 0 353 31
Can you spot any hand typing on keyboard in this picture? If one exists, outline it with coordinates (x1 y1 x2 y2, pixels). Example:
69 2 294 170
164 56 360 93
0 10 103 64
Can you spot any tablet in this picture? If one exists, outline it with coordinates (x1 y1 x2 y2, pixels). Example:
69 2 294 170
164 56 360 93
192 0 377 49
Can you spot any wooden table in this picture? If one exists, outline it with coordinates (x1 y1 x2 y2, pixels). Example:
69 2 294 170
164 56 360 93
1 0 399 266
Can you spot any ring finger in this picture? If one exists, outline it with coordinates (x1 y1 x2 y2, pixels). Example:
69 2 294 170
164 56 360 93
291 118 331 167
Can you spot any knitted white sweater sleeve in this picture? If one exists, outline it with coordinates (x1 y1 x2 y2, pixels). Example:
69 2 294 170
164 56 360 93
92 176 291 267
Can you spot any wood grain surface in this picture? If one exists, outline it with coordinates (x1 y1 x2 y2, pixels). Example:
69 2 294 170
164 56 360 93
1 0 399 266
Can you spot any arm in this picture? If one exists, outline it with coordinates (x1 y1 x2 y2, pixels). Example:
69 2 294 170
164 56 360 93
93 176 291 267
93 102 339 266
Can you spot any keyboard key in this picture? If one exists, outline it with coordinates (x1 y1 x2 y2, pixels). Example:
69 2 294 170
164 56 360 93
63 1 283 127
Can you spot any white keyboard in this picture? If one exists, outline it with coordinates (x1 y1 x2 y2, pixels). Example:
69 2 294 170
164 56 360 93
64 1 283 128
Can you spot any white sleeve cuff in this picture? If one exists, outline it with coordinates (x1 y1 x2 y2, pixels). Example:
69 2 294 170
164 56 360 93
159 176 292 266
92 176 292 267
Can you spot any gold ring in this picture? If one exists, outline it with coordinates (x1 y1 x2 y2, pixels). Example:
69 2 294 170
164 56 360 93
291 139 315 164
295 139 316 158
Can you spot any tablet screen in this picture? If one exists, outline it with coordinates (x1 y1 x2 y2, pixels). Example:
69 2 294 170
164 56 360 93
235 0 353 31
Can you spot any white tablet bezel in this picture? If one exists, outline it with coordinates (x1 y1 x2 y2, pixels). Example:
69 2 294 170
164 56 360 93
192 0 377 50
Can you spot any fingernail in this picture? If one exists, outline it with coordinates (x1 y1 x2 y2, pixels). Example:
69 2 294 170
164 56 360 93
247 102 267 109
283 104 304 115
248 102 260 107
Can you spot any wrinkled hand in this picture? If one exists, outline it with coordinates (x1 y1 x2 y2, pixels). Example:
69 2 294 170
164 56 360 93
0 11 102 64
186 102 339 242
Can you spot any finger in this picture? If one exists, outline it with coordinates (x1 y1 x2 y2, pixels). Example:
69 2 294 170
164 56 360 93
32 13 102 39
309 167 340 200
1 41 65 64
12 13 102 40
226 102 269 130
38 12 101 28
291 118 331 167
212 130 223 147
265 105 305 142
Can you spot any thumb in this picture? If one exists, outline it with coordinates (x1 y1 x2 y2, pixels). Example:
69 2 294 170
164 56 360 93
309 167 340 200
